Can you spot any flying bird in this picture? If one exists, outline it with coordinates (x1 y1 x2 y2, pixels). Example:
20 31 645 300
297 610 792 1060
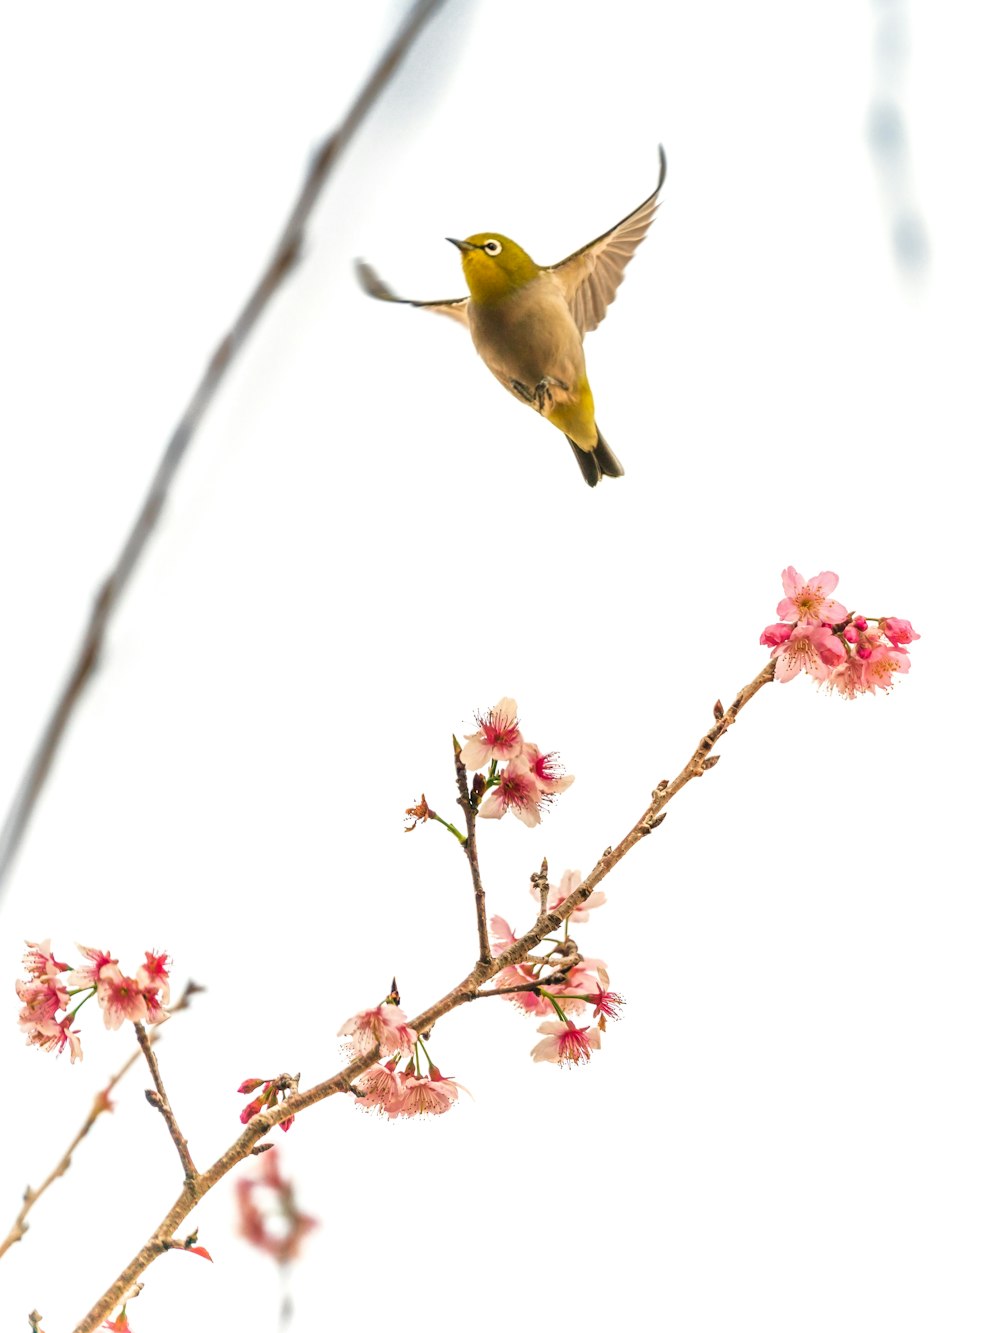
356 147 666 487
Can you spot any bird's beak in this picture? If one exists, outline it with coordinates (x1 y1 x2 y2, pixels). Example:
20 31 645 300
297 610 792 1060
446 237 476 252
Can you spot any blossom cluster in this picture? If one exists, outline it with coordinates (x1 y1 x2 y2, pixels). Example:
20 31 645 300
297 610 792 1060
338 994 465 1117
460 697 573 827
16 940 171 1062
760 567 919 697
490 869 623 1067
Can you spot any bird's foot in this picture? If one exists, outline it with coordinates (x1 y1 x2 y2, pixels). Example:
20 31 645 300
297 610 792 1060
511 376 569 413
535 376 568 409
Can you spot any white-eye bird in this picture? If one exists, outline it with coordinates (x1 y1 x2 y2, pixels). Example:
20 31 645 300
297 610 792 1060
356 147 666 487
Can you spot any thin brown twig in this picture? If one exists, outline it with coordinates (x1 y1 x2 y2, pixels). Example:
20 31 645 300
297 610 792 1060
531 857 550 916
454 744 491 965
0 0 449 896
134 1024 197 1183
0 1061 136 1263
71 659 774 1332
472 977 562 999
0 980 201 1261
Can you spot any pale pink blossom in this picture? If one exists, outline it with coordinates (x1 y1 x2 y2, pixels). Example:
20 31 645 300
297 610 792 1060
479 757 546 827
864 644 911 691
66 946 117 990
16 975 69 1028
530 1020 601 1066
776 567 848 625
26 1015 82 1062
137 950 171 1006
337 1004 416 1057
97 966 149 1030
460 698 523 770
22 939 68 981
396 1066 464 1116
355 1059 405 1116
530 869 606 922
882 617 920 647
489 914 518 956
771 623 846 683
759 622 793 648
521 744 575 795
827 655 870 699
492 965 556 1016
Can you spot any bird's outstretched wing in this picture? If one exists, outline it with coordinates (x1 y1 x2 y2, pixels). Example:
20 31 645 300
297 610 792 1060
548 146 667 335
355 259 469 326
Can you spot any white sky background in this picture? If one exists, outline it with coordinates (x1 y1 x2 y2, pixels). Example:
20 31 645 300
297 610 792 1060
1 1 997 1329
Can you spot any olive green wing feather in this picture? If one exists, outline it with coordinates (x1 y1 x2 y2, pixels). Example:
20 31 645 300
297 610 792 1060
355 259 469 327
548 146 667 335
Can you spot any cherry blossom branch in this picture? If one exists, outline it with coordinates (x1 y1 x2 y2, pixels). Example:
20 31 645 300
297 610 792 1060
1 981 200 1261
453 743 491 965
71 658 775 1332
134 1023 197 1183
0 0 449 898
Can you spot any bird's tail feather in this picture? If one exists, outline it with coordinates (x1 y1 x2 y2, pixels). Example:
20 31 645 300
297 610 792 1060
567 427 624 488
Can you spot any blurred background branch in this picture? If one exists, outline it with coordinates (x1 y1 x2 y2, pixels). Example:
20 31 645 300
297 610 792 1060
0 0 448 899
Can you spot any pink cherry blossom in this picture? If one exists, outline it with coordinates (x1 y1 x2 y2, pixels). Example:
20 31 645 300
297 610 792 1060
396 1066 464 1116
479 757 546 827
25 1015 83 1062
864 644 911 691
96 966 149 1030
16 975 69 1028
530 1020 601 1067
103 1316 132 1333
590 990 625 1022
137 950 171 1006
66 946 117 990
530 868 606 922
553 959 610 1015
489 914 518 956
492 965 557 1016
760 622 794 648
827 655 870 699
771 623 846 683
22 939 68 981
882 617 920 647
460 698 523 770
337 1003 416 1057
355 1059 405 1116
520 744 575 795
776 567 848 625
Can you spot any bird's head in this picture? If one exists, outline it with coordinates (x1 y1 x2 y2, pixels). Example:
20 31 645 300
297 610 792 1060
448 233 540 304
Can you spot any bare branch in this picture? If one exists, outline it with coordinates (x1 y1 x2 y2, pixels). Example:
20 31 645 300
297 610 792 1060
454 744 492 965
0 0 449 895
135 1024 197 1183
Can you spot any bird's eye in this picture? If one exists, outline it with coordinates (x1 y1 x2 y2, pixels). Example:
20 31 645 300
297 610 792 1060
483 239 503 256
